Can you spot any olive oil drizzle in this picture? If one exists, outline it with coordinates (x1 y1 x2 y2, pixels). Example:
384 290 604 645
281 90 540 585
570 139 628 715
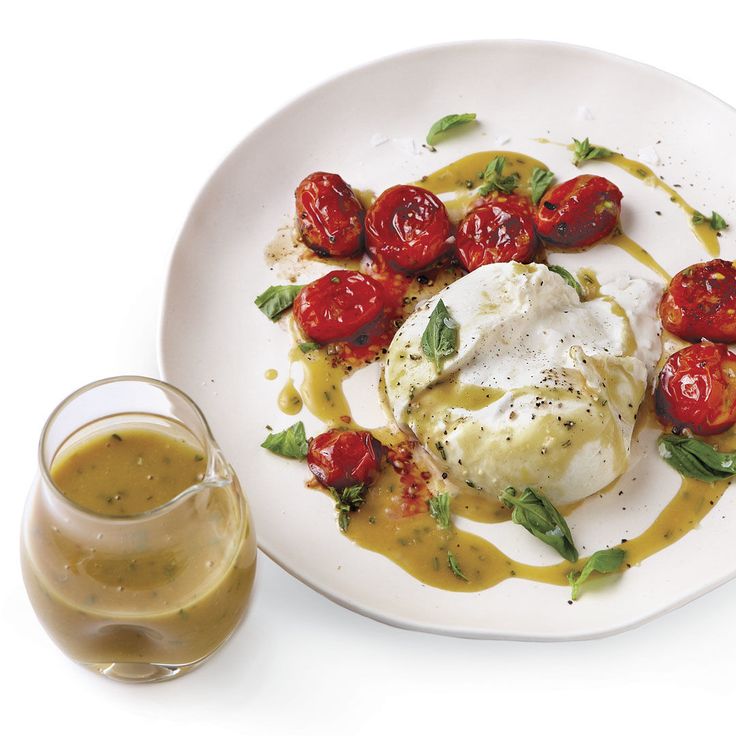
607 230 671 282
604 153 721 257
278 318 354 426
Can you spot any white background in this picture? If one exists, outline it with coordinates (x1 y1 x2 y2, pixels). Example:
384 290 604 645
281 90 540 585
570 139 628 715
2 1 735 733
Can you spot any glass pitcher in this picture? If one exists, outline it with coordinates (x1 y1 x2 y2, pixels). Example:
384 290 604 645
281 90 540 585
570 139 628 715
20 376 256 683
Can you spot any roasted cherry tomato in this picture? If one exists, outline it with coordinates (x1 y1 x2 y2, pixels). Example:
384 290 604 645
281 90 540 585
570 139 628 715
454 194 538 271
659 259 736 343
535 175 622 248
365 184 451 273
293 270 385 345
655 342 736 435
295 172 365 258
307 429 384 490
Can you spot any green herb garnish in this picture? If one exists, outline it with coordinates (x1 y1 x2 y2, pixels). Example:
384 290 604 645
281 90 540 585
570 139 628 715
261 421 308 459
571 137 613 167
567 548 625 600
529 167 555 205
421 299 458 371
657 434 736 482
500 487 578 562
299 341 319 353
447 551 468 581
478 156 520 195
710 211 728 230
254 284 303 320
332 484 366 532
548 264 583 298
692 210 728 231
426 113 477 146
428 492 451 529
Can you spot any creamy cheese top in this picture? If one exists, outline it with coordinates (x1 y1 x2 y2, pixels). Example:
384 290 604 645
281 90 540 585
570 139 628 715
384 262 663 506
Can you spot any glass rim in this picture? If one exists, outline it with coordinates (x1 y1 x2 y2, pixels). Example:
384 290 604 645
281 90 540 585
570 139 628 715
38 375 221 521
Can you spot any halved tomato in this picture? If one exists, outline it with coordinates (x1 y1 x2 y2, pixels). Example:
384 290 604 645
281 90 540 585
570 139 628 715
535 175 622 248
295 172 364 257
293 270 385 345
659 259 736 343
655 342 736 436
365 184 451 273
307 429 384 490
455 193 538 270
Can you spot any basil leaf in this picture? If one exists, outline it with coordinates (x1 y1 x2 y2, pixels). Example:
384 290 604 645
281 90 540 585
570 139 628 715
530 167 555 205
548 265 583 298
261 421 308 459
500 487 579 562
478 155 520 195
421 299 458 371
571 137 613 167
299 341 320 353
447 551 468 581
426 113 477 146
567 547 625 600
332 484 366 532
710 211 728 231
255 284 302 320
428 492 451 529
657 434 736 482
692 211 706 225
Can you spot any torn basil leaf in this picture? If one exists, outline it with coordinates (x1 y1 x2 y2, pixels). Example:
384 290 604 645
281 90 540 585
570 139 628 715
421 299 458 371
261 421 308 459
255 284 302 320
571 137 613 167
500 487 578 562
657 434 736 482
426 113 477 146
548 264 583 298
529 167 554 205
710 211 728 231
299 341 319 353
478 155 520 195
428 492 451 529
447 551 468 581
332 484 366 532
567 547 625 600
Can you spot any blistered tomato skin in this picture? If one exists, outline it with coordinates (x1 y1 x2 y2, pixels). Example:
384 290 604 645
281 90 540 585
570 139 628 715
364 185 451 273
655 343 736 436
307 429 384 490
659 259 736 343
455 194 538 271
536 175 622 248
293 270 385 345
295 172 365 258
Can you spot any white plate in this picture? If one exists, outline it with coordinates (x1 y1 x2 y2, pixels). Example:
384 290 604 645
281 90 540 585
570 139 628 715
159 40 736 640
